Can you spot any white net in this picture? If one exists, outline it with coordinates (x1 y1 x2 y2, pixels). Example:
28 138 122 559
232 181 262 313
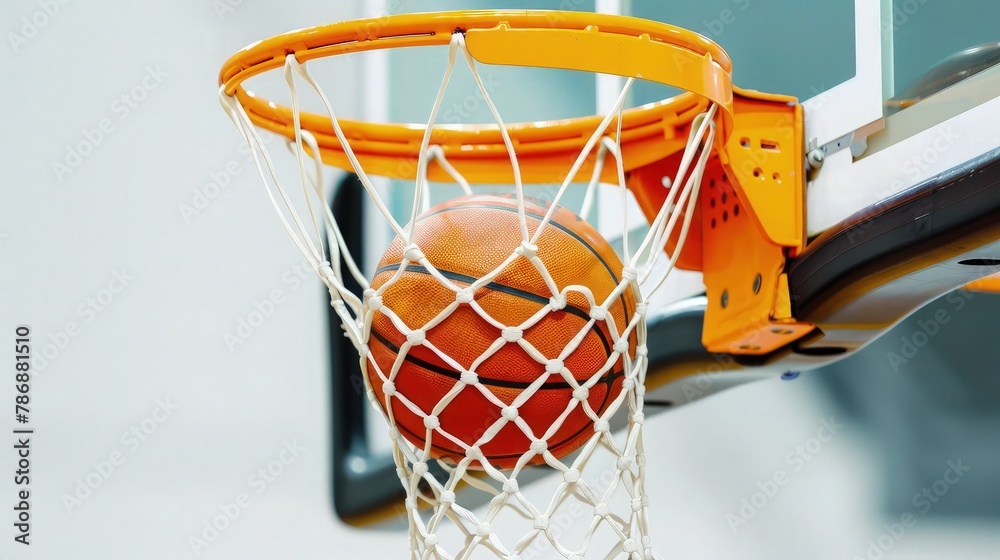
221 32 716 560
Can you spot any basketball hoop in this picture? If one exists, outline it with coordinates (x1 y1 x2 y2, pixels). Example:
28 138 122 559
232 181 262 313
218 10 805 558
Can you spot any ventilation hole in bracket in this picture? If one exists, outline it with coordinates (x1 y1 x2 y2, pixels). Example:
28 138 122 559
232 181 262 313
753 168 763 179
760 139 780 151
734 204 740 217
723 210 728 222
711 218 717 229
772 172 781 183
794 345 848 356
710 178 716 188
740 137 751 148
721 192 728 204
710 198 716 208
958 259 1000 266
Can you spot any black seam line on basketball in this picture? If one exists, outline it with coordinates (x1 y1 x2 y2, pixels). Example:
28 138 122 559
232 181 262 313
372 325 624 461
417 202 632 320
389 370 625 461
373 263 613 357
370 328 617 390
393 410 600 461
420 203 622 284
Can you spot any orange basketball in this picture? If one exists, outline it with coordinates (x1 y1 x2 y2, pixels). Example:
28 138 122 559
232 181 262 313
366 194 637 469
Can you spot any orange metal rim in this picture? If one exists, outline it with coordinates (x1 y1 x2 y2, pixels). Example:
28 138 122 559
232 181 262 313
220 10 814 359
219 10 736 183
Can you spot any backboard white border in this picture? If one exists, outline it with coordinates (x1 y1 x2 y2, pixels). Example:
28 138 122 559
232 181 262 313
808 93 1000 233
802 0 885 150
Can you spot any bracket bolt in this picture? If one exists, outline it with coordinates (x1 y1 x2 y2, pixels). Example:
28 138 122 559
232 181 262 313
807 149 825 170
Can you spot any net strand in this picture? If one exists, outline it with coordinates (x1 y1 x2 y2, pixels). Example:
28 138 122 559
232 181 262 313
454 33 530 243
632 104 718 283
284 61 330 267
577 138 613 222
411 36 462 240
645 111 717 295
527 77 635 250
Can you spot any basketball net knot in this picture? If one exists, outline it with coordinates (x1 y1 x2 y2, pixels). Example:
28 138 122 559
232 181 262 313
516 240 539 259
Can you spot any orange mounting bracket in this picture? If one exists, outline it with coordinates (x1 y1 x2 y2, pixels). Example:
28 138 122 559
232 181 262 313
629 88 814 357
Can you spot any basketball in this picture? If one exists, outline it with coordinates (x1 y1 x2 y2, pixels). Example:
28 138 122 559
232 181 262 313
365 194 637 469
